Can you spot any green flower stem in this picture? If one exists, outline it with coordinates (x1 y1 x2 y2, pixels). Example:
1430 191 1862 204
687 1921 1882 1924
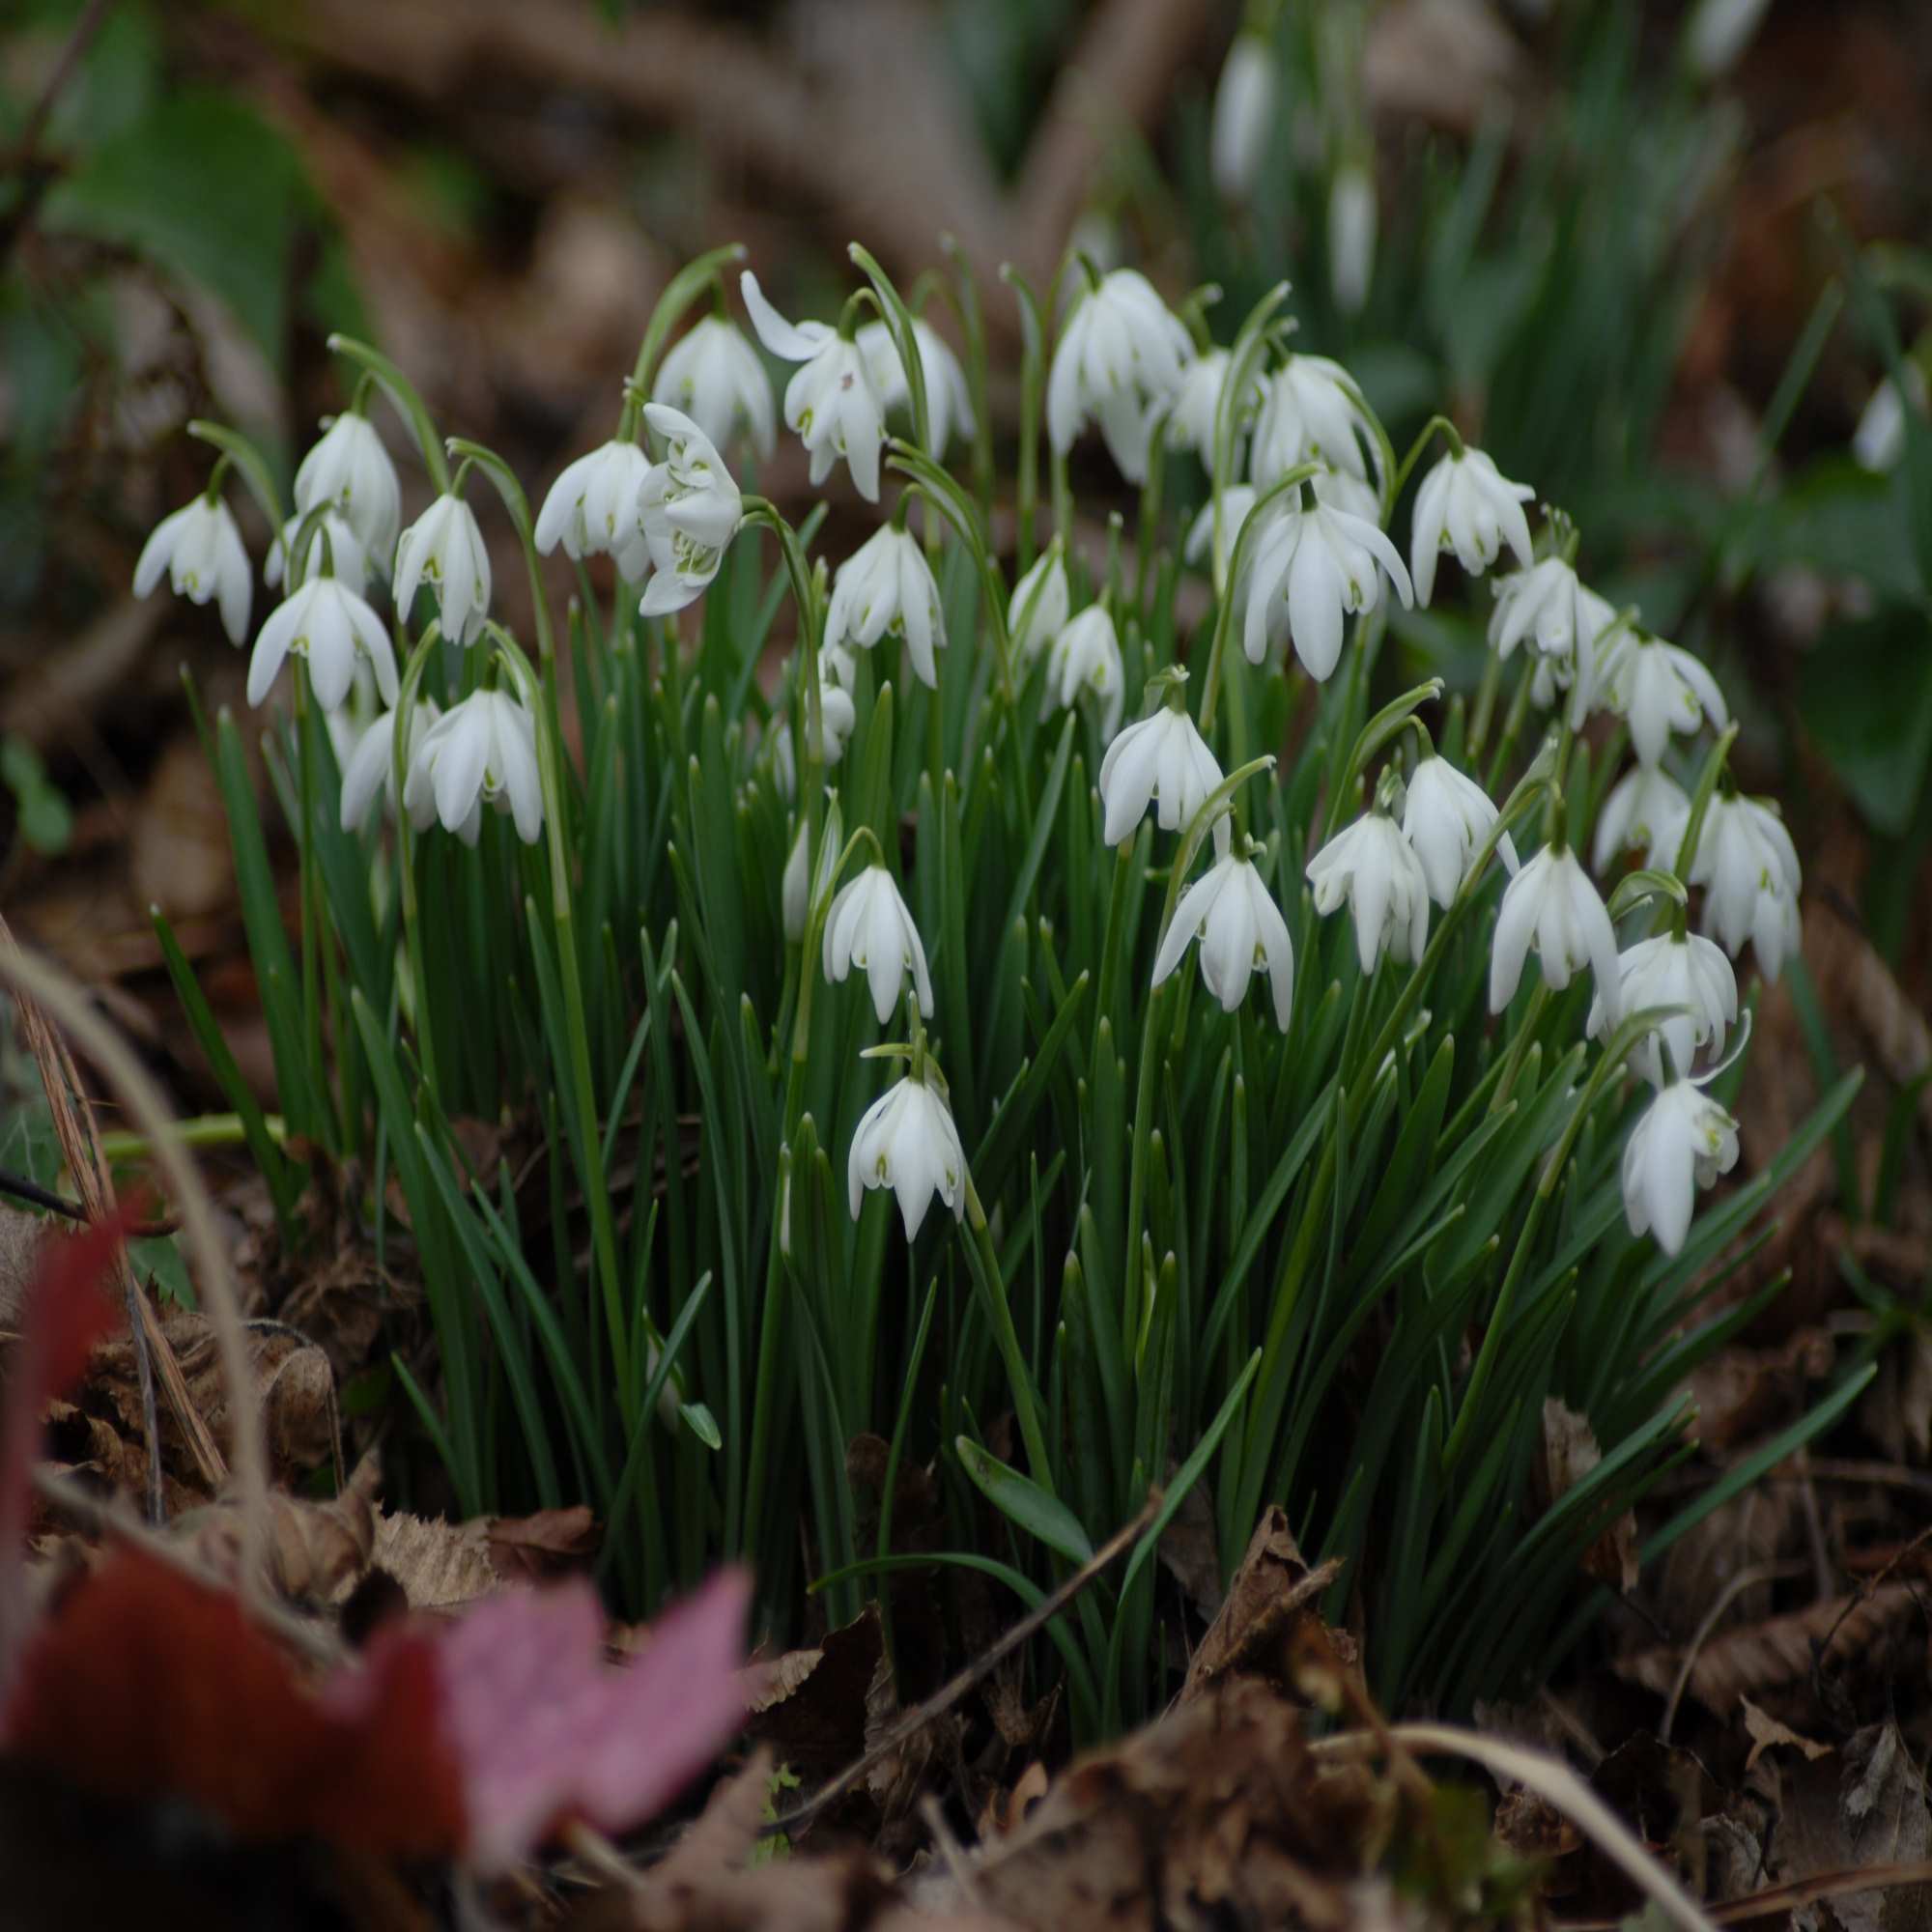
99 1113 286 1162
1390 412 1465 503
446 437 557 666
326 335 450 493
388 627 444 1096
964 1175 1054 1489
1482 663 1543 798
1324 670 1443 843
186 420 285 535
851 242 931 462
1490 981 1550 1113
1465 647 1505 767
1210 282 1292 596
626 242 749 423
1002 264 1047 573
1672 722 1739 881
290 664 334 1152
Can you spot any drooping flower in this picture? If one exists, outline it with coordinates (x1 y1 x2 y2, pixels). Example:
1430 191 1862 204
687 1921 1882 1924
1489 842 1619 1015
1241 491 1413 679
1042 603 1124 739
133 492 252 645
1409 445 1536 607
1328 161 1377 316
1165 349 1259 476
1008 543 1071 666
1250 355 1380 489
740 270 885 500
395 491 492 645
781 795 843 946
1151 843 1293 1030
1622 1075 1740 1256
339 697 442 834
1593 763 1691 875
847 1069 966 1239
1689 792 1802 981
293 411 401 564
1306 811 1432 976
636 405 744 616
1853 363 1926 473
403 690 543 846
1599 629 1728 768
824 523 945 689
1489 557 1617 686
1046 268 1193 484
1210 29 1275 200
856 318 975 462
822 866 933 1025
247 577 400 714
652 315 777 461
1183 485 1258 571
1097 688 1224 845
267 508 370 599
534 440 652 576
1587 931 1738 1088
1684 0 1772 78
769 677 857 799
1402 756 1515 908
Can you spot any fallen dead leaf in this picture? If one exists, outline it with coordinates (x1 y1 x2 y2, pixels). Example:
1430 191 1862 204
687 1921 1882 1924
1774 1722 1932 1932
1537 1396 1640 1594
181 1450 380 1604
1180 1506 1349 1704
487 1504 599 1582
367 1508 497 1611
1741 1695 1833 1774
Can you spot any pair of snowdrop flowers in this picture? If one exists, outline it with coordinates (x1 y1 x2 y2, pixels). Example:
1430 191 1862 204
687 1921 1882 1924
336 688 544 848
1048 267 1195 485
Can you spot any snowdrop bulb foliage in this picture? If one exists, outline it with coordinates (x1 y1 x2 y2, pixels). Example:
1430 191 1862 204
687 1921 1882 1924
1690 793 1802 981
1402 756 1515 909
267 509 369 599
847 1071 966 1240
652 315 776 461
293 412 400 564
1210 31 1275 200
1622 1076 1740 1256
822 866 934 1026
133 493 252 644
1242 492 1412 679
1328 161 1377 317
395 492 492 645
1008 544 1071 667
1489 843 1619 1015
248 577 400 714
1097 697 1224 845
404 690 543 846
1601 631 1728 769
1153 847 1293 1029
1042 604 1125 739
534 440 652 577
1165 350 1257 476
741 270 885 500
1409 446 1535 607
1251 355 1381 489
825 524 946 688
339 698 441 834
636 405 744 616
1306 813 1432 976
856 319 975 461
1588 932 1738 1088
1047 268 1193 484
1593 763 1691 875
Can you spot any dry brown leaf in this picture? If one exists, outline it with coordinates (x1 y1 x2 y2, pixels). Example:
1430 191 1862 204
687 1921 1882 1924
1180 1506 1349 1703
745 1604 884 1796
1774 1723 1932 1932
129 735 233 923
1536 1397 1639 1593
181 1452 379 1604
367 1508 497 1610
1742 1695 1833 1773
486 1504 599 1582
1155 1465 1225 1624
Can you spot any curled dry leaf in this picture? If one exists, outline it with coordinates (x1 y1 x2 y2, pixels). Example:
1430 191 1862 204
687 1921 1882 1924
1536 1397 1639 1594
1741 1695 1833 1773
181 1449 380 1603
1180 1506 1349 1704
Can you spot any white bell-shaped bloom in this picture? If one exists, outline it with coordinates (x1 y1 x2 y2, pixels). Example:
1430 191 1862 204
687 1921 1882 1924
1210 30 1275 200
1489 842 1619 1014
1165 349 1259 476
1046 268 1193 484
856 318 975 461
1042 603 1124 739
1242 492 1413 679
1306 812 1432 976
1587 931 1738 1088
1853 363 1926 473
741 270 886 500
534 439 652 575
267 508 369 599
1402 755 1515 908
822 865 934 1025
403 689 543 846
1152 845 1293 1029
1490 556 1616 670
781 799 844 945
652 315 777 461
1684 0 1772 77
1593 763 1691 875
1409 445 1535 607
293 412 400 564
247 576 399 713
1622 1075 1740 1256
1251 355 1380 488
636 404 744 616
1008 544 1071 666
339 696 441 833
1097 696 1223 845
825 523 945 689
1690 792 1802 981
770 677 858 800
1600 630 1728 768
394 491 491 645
847 1070 966 1240
133 493 252 644
1183 485 1258 571
1328 161 1377 316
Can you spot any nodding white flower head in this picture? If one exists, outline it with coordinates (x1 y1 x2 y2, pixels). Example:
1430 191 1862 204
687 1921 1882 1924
395 490 492 645
1042 603 1125 739
1251 355 1381 489
1047 268 1193 484
1242 490 1413 679
247 576 399 714
293 411 401 564
134 492 252 644
1684 0 1772 78
1853 363 1926 474
1622 1073 1741 1256
856 318 975 461
403 689 543 846
1153 839 1294 1029
741 270 886 500
1599 629 1728 768
1593 763 1691 875
1184 485 1259 572
1008 543 1071 666
1690 792 1802 981
770 676 858 799
1588 931 1738 1088
1409 445 1535 607
636 404 744 616
1211 30 1275 199
1097 682 1224 845
823 865 933 1025
652 315 777 461
534 439 652 575
339 696 441 834
1328 161 1378 317
267 509 370 599
847 1066 966 1240
1402 756 1516 909
1490 841 1619 1015
1306 811 1432 976
1490 555 1617 672
1165 349 1260 477
825 522 946 689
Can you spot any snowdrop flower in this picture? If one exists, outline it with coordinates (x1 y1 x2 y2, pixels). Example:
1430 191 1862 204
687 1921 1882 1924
1328 161 1377 316
770 678 858 798
636 405 744 616
1600 629 1727 768
1251 355 1380 489
1690 792 1802 981
133 492 252 644
781 798 843 945
404 690 543 846
857 318 974 461
825 522 945 688
1593 763 1691 874
247 576 399 713
267 509 369 599
1853 364 1926 473
1210 30 1275 199
534 439 652 576
1042 603 1125 739
741 270 885 500
823 866 933 1025
1684 0 1772 77
1165 349 1259 476
1306 811 1432 976
1152 841 1293 1030
1622 1074 1740 1256
1489 842 1619 1014
1097 682 1223 844
293 412 400 563
1183 485 1258 570
339 696 441 834
652 315 776 461
395 491 492 645
1047 268 1193 484
1402 756 1515 908
1588 931 1737 1088
1242 490 1413 679
847 1068 966 1239
1008 543 1071 666
1310 467 1383 524
1409 445 1535 607
1490 556 1617 673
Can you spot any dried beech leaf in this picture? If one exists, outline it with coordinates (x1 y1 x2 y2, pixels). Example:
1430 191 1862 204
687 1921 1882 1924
369 1508 497 1610
1181 1506 1348 1702
1741 1695 1833 1773
487 1504 599 1581
1535 1397 1638 1593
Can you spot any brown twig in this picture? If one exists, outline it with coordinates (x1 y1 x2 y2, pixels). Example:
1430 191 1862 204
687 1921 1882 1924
1660 1562 1804 1746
